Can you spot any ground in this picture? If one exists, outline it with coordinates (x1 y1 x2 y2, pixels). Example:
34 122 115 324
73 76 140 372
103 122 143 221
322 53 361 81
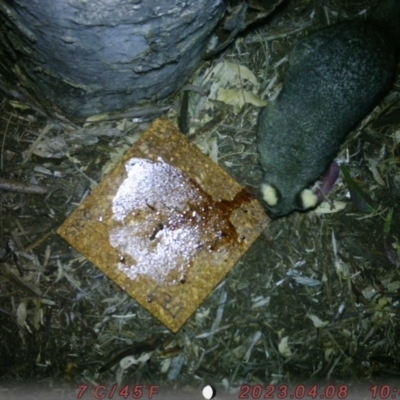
0 0 400 397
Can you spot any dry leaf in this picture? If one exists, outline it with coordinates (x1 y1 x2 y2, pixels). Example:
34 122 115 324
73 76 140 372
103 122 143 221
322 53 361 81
278 336 292 357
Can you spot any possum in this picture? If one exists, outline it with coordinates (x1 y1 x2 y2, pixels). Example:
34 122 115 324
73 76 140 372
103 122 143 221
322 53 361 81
257 0 400 218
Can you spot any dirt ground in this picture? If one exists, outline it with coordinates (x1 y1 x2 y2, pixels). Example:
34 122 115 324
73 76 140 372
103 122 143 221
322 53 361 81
1 0 400 398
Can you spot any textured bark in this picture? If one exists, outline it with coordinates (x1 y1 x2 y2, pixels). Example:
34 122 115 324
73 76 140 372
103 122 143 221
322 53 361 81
0 0 227 119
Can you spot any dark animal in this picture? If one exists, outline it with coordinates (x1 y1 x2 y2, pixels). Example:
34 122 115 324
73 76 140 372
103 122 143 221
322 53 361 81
257 0 400 218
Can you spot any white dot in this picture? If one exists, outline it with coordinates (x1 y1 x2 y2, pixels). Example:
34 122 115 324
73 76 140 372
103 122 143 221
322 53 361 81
202 385 215 399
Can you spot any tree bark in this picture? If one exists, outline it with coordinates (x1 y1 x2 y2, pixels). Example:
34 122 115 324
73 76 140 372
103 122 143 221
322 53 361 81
0 0 227 119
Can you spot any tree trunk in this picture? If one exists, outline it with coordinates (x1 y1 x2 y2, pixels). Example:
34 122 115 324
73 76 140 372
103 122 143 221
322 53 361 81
0 0 227 119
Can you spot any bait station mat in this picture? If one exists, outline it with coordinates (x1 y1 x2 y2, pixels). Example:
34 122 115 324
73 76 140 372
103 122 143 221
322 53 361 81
57 119 269 332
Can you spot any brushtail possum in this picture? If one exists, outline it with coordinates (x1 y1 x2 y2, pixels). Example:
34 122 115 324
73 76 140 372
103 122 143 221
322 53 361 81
257 0 400 218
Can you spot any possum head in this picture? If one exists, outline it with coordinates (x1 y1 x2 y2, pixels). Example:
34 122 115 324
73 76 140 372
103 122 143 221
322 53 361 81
257 104 322 218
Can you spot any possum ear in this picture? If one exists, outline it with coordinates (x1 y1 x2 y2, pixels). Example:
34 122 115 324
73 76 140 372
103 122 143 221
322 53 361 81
260 183 281 208
296 189 319 211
